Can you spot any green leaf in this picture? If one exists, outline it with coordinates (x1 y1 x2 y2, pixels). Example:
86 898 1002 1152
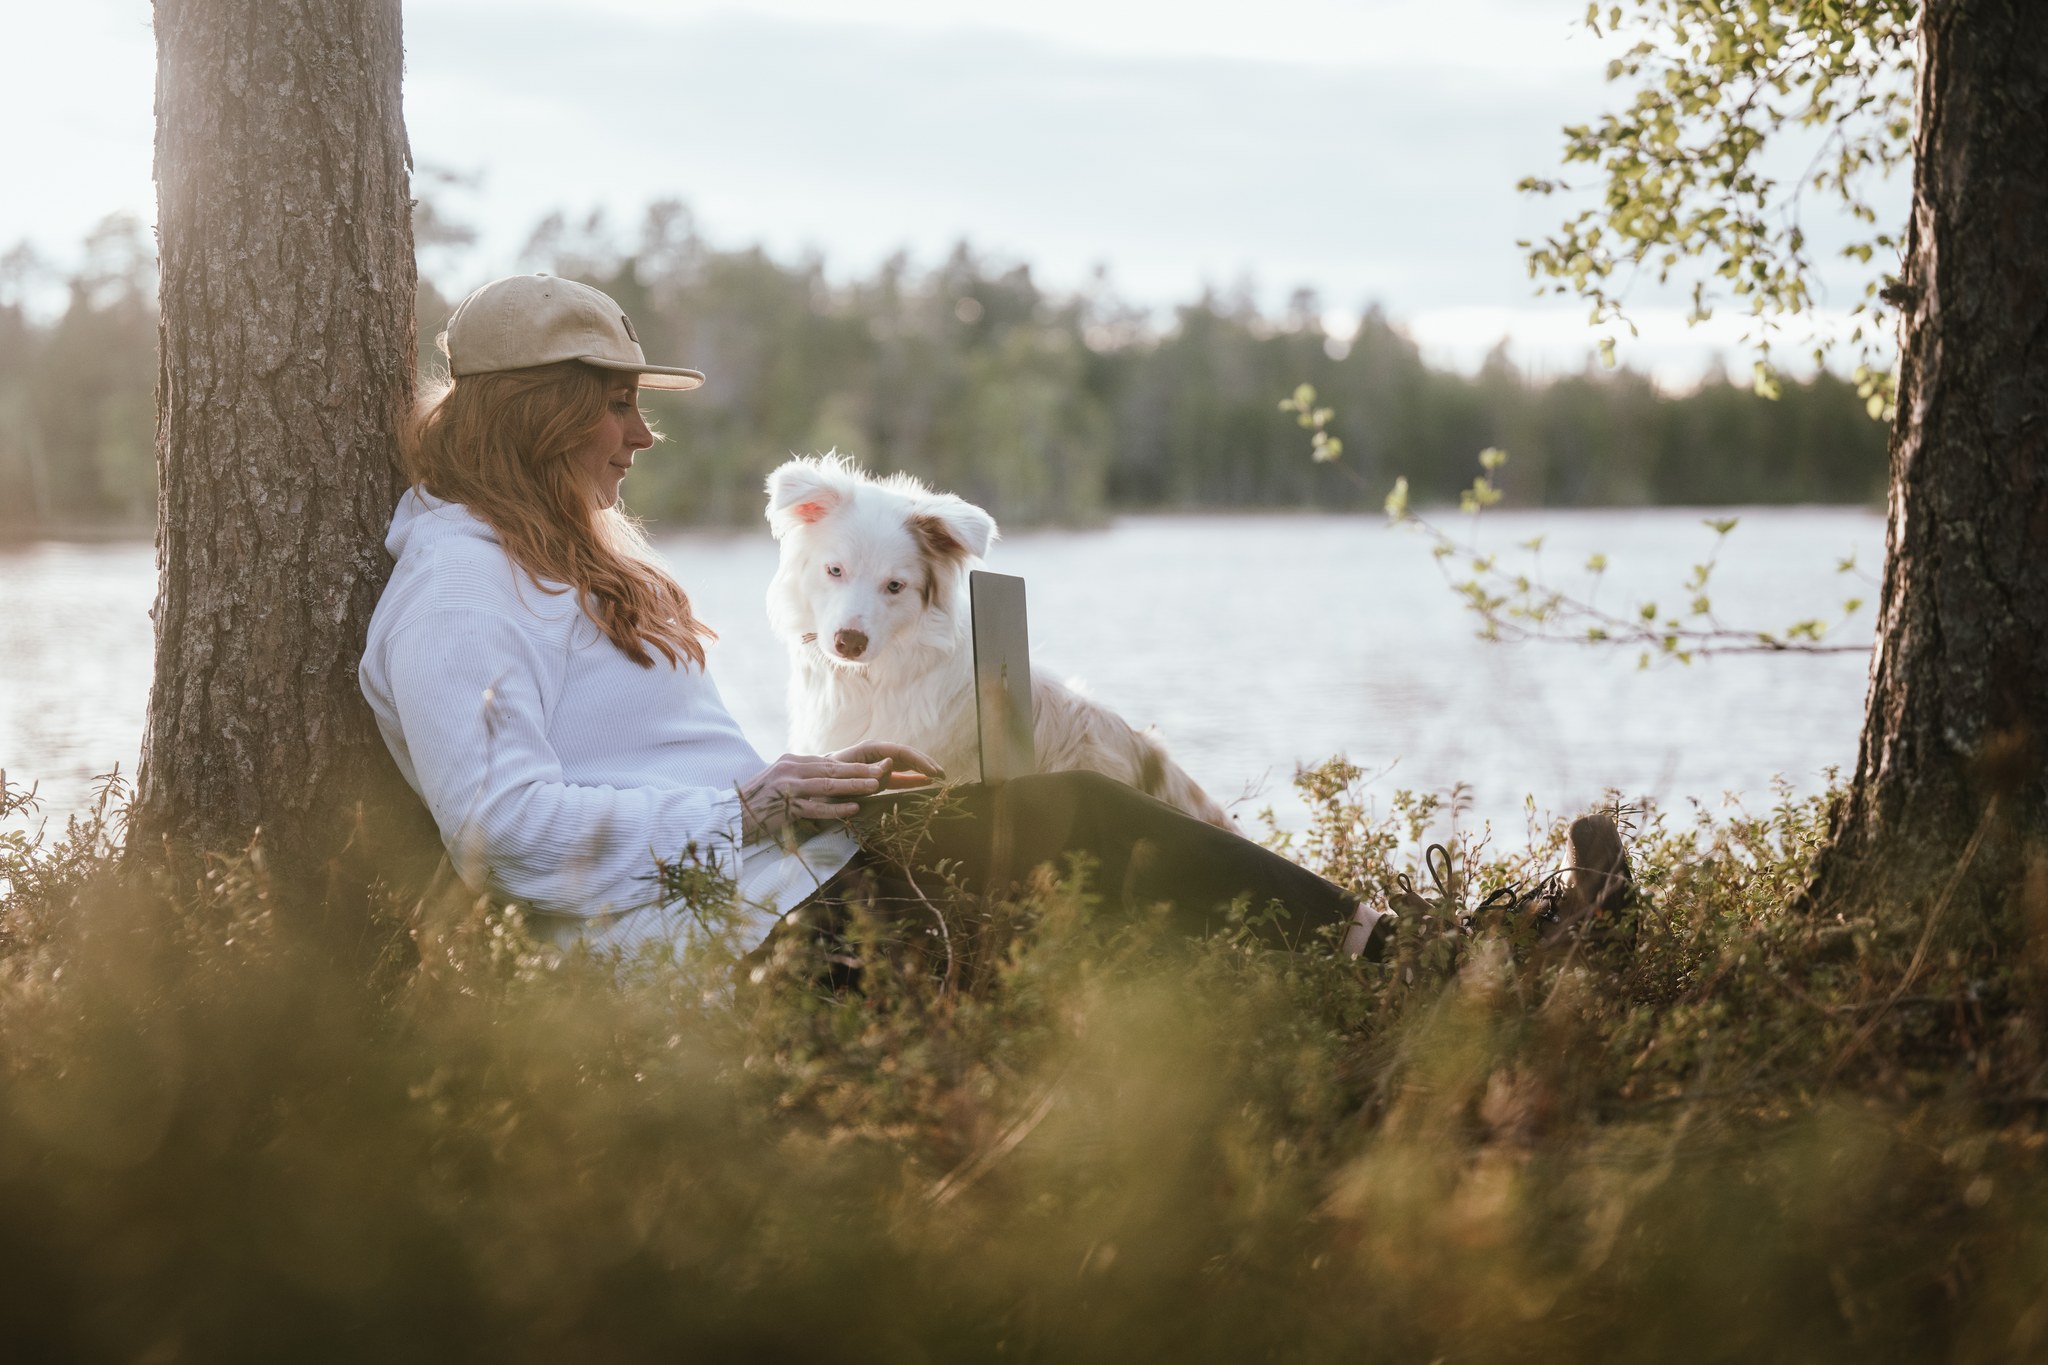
1460 477 1504 515
1383 476 1411 521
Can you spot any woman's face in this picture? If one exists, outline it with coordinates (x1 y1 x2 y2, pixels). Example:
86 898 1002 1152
570 377 655 509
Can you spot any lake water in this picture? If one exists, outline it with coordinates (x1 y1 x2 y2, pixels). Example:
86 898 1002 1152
0 508 1883 841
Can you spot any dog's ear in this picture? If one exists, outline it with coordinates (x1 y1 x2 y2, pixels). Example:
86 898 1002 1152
909 494 997 561
765 456 850 539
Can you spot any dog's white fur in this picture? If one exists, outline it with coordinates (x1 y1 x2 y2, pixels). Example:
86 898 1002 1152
764 454 1233 828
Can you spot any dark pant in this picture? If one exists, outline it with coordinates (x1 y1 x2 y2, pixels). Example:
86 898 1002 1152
788 771 1356 957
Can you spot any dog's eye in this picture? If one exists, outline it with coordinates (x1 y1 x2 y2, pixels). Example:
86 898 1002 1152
885 580 906 595
826 565 843 579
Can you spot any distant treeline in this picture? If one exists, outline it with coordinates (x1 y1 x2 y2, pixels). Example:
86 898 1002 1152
0 206 1887 536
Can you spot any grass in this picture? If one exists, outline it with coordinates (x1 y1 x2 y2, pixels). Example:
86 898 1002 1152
1 763 2044 1362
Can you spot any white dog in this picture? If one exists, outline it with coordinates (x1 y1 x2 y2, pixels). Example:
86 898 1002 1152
764 454 1233 828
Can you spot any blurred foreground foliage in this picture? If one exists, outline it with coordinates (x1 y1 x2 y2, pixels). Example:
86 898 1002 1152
4 766 2046 1361
0 205 1886 538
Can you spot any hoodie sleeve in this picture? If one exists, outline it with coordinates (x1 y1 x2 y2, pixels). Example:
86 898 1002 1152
379 606 750 918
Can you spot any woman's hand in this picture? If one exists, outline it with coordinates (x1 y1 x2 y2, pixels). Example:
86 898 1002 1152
737 743 944 844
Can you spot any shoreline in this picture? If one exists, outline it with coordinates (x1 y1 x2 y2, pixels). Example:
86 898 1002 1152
0 500 1887 551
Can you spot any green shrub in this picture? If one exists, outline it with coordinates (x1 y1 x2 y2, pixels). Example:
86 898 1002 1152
1 768 2043 1362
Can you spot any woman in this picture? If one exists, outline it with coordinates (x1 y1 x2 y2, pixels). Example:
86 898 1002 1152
361 274 1382 961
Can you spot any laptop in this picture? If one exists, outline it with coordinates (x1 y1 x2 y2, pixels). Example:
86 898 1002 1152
969 570 1036 785
854 570 1034 814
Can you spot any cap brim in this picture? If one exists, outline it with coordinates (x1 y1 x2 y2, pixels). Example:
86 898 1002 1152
578 355 707 391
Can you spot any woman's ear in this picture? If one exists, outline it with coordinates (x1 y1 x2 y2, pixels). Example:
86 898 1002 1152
910 493 998 561
765 454 849 539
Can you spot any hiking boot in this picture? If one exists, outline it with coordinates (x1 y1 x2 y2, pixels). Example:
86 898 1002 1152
1359 844 1508 961
1529 812 1636 947
1565 813 1633 914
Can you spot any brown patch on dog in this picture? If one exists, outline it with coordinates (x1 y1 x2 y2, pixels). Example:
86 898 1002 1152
909 514 970 607
909 513 970 560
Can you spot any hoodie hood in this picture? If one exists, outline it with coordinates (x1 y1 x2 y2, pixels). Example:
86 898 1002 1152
385 487 499 561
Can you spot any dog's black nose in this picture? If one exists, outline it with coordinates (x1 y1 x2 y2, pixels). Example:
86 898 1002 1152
834 629 869 659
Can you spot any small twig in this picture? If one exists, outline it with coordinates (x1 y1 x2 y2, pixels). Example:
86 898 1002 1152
1825 994 1973 1016
851 787 968 992
1403 505 1871 659
1296 412 1874 662
926 1070 1066 1209
1616 1081 1774 1115
1826 795 2001 1083
900 861 958 994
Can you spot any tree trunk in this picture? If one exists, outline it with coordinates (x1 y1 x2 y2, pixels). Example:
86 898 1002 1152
135 0 422 882
1809 0 2048 915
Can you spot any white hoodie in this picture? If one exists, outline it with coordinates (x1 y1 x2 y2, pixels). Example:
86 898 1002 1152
359 489 855 951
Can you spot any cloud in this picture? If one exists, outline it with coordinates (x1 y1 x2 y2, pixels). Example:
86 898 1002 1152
425 0 1604 74
405 10 1598 308
3 0 1902 379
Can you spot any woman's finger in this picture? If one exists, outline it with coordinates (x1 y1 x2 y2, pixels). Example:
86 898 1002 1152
781 758 896 782
832 742 944 778
750 778 883 810
791 776 886 797
873 744 944 777
792 798 861 819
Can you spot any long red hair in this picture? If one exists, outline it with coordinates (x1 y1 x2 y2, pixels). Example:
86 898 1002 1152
402 361 713 668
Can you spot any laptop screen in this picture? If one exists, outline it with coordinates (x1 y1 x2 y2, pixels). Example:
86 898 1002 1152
969 570 1036 785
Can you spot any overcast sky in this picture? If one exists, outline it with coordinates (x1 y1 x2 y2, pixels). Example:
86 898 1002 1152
2 0 1904 382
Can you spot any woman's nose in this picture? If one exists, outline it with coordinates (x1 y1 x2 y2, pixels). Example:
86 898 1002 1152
627 412 654 449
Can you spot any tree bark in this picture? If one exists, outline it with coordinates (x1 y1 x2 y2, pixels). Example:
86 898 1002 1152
136 0 421 880
1810 0 2048 914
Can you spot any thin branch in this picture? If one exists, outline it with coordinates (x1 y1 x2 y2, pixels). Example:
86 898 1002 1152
1824 794 2001 1083
926 1071 1066 1208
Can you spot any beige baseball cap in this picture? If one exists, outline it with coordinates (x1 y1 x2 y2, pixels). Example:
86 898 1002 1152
439 273 706 391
